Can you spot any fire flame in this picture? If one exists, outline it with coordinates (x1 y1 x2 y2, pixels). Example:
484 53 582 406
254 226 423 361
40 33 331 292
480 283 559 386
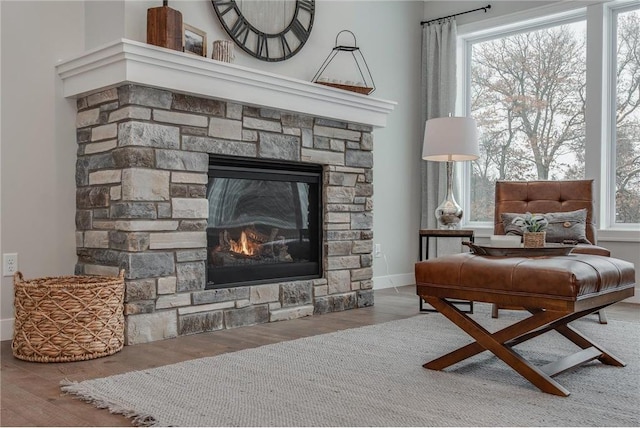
229 231 258 256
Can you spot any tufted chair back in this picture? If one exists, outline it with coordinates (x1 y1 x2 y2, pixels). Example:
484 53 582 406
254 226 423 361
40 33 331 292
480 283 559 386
493 179 598 245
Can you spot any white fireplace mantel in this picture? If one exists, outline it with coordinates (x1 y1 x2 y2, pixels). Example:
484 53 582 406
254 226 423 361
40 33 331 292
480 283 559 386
56 39 396 128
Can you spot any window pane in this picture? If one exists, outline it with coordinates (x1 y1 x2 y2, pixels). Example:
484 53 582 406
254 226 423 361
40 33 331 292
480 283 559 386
469 21 587 222
614 7 640 224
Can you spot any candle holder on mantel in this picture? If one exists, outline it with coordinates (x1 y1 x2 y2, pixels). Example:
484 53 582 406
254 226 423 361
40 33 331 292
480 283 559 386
147 0 183 52
312 30 375 95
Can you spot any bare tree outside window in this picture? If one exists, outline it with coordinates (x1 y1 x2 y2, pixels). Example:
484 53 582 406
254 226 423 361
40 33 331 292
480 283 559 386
467 9 640 225
468 22 587 222
614 8 640 224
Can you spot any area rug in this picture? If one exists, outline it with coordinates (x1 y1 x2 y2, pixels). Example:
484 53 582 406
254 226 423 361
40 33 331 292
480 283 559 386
61 306 640 427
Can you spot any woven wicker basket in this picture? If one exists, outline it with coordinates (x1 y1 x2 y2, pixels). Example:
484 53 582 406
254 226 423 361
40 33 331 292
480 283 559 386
12 270 125 363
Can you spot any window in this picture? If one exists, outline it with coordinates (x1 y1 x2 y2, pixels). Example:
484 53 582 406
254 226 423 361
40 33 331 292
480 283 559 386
612 6 640 224
459 2 640 232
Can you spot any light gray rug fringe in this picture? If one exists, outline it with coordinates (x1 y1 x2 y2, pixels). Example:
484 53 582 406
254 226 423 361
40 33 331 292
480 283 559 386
60 306 640 427
61 379 157 426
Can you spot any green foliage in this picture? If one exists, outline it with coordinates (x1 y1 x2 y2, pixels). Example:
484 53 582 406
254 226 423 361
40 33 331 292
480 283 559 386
511 212 548 232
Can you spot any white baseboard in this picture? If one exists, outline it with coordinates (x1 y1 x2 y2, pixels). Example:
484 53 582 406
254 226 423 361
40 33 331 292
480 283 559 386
373 272 415 290
1 318 14 342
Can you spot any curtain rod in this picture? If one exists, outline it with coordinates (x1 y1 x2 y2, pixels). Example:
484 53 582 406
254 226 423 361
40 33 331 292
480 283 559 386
420 4 491 26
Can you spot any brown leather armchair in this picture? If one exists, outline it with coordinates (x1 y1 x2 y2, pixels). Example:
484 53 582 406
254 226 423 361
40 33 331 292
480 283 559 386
492 179 609 323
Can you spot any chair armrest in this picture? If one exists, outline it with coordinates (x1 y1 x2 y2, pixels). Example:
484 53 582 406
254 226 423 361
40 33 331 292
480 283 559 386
570 244 611 257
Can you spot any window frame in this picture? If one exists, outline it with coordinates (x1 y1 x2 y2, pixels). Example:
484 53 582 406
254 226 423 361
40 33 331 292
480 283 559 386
456 0 640 242
608 3 640 231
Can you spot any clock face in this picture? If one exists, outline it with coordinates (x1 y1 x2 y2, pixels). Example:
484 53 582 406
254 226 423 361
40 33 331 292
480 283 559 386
211 0 315 62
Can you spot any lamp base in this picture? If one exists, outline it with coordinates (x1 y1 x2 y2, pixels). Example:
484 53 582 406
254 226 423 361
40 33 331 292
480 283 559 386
435 161 463 229
435 198 463 229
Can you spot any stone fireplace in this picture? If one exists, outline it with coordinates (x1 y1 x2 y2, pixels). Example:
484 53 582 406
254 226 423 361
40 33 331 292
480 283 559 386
57 40 395 344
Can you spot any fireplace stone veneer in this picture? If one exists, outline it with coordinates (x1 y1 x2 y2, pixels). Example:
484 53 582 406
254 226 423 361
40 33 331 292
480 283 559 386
74 84 377 344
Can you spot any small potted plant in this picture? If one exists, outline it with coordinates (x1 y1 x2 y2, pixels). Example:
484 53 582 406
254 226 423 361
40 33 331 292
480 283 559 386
512 212 548 248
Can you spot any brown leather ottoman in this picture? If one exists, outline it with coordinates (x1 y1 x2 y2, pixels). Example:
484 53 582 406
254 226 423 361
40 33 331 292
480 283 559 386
415 253 635 396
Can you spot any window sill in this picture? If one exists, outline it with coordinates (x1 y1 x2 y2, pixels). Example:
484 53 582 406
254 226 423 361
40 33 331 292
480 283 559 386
595 228 640 243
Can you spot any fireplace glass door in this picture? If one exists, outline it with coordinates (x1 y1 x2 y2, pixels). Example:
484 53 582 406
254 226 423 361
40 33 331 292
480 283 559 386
206 157 322 288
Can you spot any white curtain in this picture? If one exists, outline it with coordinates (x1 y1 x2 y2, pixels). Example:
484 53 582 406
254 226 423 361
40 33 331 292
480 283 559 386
420 19 458 229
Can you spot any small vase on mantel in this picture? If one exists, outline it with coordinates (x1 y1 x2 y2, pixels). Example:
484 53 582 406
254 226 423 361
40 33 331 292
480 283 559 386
212 40 235 63
523 231 546 248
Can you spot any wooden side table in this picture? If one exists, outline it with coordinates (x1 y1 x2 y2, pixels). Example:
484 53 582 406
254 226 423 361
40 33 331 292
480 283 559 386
418 229 474 313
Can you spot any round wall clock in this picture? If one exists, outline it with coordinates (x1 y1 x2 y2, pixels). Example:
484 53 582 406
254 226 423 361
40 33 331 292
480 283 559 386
211 0 315 62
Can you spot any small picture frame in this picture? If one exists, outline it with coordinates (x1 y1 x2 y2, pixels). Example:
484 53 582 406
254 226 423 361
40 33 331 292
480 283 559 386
183 24 207 57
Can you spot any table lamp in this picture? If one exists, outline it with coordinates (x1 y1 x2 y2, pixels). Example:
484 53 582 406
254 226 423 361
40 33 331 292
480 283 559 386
422 117 479 229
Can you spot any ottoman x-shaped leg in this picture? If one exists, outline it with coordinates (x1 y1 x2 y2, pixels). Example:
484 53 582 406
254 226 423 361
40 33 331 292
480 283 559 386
422 296 625 396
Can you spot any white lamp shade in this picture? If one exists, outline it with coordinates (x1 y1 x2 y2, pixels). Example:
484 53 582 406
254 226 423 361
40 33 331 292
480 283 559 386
422 117 480 162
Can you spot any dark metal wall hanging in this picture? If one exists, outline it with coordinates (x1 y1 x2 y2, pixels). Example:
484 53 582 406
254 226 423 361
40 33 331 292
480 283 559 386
312 30 375 95
211 0 315 62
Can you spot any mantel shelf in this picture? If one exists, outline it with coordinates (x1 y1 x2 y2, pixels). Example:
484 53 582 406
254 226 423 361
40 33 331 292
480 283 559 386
56 39 397 128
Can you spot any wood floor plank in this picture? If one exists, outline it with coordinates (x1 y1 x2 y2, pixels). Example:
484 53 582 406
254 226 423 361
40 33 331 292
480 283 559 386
0 405 35 427
1 377 125 426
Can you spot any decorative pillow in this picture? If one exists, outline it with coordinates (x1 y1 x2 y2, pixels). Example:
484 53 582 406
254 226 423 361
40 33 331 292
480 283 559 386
501 213 528 237
544 209 592 244
500 209 592 244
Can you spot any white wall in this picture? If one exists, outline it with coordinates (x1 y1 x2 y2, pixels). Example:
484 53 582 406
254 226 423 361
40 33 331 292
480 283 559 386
0 1 84 340
0 0 424 340
424 1 560 26
85 0 125 50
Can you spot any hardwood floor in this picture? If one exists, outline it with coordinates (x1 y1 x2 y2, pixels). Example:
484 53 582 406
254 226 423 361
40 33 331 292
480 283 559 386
1 285 637 427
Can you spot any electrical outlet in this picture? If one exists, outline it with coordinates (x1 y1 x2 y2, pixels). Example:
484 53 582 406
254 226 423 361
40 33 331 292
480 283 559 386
374 244 382 258
3 253 18 276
